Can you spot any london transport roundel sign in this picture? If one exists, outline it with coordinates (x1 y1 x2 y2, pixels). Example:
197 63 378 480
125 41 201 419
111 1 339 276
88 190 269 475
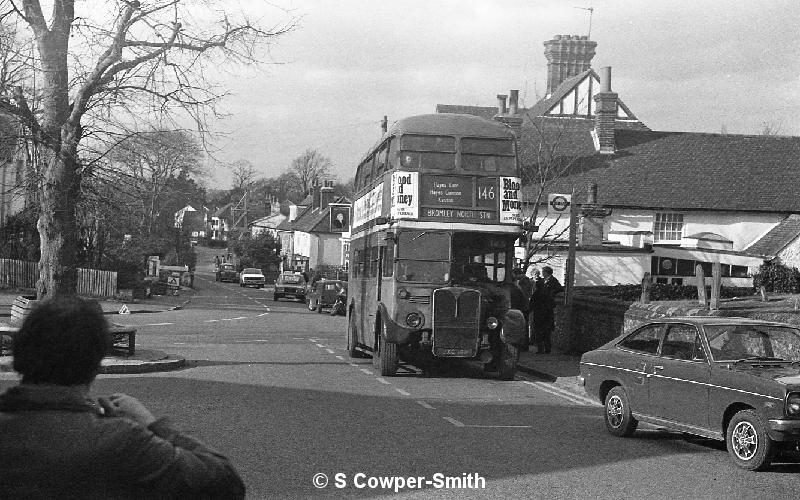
547 194 571 215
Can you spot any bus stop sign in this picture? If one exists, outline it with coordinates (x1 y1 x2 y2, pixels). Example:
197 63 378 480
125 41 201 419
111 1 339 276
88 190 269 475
548 194 571 215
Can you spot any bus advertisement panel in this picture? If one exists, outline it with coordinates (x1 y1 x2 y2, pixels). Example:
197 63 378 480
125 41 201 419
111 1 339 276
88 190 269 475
388 172 522 225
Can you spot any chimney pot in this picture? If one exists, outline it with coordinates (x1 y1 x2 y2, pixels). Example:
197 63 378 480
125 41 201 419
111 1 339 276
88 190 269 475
600 66 612 92
508 90 519 115
496 94 508 115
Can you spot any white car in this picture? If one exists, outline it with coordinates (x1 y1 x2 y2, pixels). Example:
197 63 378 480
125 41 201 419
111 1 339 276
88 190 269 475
239 268 266 288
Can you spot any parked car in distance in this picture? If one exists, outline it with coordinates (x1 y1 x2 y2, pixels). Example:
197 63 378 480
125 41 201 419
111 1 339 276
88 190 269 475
273 272 307 302
215 263 238 283
239 267 265 288
580 317 800 471
306 280 346 313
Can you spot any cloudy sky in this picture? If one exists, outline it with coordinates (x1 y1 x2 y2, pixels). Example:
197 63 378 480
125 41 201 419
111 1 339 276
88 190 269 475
207 0 799 188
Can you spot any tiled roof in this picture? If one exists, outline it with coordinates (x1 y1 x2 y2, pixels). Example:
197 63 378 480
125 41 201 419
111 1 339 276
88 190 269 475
435 104 496 120
745 215 800 257
212 203 232 218
534 130 800 213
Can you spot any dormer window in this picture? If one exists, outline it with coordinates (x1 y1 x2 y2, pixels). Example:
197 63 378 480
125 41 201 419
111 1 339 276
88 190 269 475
654 213 684 243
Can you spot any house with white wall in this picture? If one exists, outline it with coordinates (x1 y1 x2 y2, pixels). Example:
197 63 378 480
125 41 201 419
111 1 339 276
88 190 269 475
281 181 351 274
439 34 800 287
174 203 208 239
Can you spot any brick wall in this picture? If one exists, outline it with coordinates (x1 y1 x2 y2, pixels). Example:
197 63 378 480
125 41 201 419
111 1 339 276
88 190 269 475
552 296 718 354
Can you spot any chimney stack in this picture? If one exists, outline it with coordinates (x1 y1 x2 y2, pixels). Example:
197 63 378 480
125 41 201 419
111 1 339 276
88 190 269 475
312 182 321 209
593 66 617 155
381 115 388 134
494 90 522 138
543 35 597 96
320 180 334 210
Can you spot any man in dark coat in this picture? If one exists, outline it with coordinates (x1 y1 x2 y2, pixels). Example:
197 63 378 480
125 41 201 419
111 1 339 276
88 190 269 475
0 297 245 499
531 266 563 354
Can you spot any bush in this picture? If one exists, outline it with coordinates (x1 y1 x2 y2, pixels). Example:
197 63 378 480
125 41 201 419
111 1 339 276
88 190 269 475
608 283 755 302
753 260 800 293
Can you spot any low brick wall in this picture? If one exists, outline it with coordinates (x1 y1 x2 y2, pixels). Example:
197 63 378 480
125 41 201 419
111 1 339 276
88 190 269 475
552 296 718 355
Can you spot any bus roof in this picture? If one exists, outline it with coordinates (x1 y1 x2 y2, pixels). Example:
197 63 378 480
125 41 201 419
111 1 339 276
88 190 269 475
386 113 515 139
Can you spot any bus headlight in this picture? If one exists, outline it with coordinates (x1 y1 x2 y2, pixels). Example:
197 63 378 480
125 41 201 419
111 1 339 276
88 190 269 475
406 312 424 328
397 288 410 299
486 317 499 330
787 392 800 416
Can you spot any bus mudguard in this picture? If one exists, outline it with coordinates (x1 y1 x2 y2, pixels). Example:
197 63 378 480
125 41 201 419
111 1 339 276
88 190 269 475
377 302 416 344
499 309 527 346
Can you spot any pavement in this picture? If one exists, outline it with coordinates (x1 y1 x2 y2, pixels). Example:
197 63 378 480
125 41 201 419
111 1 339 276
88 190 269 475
0 285 585 397
0 287 192 375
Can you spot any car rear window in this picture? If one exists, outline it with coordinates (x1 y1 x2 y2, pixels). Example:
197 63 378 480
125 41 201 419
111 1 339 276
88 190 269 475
282 274 302 284
619 324 662 354
243 268 261 274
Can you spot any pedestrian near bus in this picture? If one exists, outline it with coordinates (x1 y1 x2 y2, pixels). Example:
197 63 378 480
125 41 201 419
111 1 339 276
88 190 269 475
0 296 245 499
512 267 533 351
531 265 563 354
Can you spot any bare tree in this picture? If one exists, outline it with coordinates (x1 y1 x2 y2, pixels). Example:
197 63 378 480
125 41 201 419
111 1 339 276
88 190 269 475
517 115 586 269
229 158 258 192
761 120 783 136
0 0 296 299
103 129 203 236
289 148 331 195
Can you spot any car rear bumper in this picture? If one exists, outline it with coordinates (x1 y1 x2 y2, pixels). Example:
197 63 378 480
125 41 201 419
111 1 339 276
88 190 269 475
768 419 800 441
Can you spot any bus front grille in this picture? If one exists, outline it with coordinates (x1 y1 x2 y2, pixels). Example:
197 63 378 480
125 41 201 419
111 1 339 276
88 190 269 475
431 288 480 357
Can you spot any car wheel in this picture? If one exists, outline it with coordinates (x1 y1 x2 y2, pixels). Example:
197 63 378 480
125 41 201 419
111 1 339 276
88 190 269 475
497 341 519 381
727 409 775 471
373 320 398 376
347 312 361 358
273 294 280 301
307 299 316 311
240 282 244 287
604 386 638 437
316 301 323 314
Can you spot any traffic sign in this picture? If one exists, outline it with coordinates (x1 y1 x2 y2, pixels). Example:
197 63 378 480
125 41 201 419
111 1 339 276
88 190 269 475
548 194 572 215
167 276 180 287
118 304 130 315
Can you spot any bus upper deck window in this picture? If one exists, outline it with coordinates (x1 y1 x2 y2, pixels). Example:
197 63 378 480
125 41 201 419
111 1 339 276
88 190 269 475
400 135 456 171
461 138 516 174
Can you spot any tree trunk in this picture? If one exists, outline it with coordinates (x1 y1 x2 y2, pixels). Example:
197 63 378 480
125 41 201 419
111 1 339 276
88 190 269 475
37 148 80 299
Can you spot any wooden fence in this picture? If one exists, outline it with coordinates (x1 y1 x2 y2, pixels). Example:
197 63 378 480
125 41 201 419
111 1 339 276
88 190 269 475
0 259 118 298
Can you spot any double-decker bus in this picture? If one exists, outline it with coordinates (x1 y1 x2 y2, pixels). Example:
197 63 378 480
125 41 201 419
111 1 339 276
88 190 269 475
346 113 526 379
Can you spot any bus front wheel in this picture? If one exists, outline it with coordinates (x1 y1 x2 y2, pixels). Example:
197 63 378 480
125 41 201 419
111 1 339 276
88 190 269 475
373 323 398 376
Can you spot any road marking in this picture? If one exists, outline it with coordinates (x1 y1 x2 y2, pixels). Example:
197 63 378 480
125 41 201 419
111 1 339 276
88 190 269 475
233 339 270 343
395 388 410 396
443 417 465 427
443 415 531 429
349 363 358 367
316 343 325 348
258 312 270 317
145 322 172 326
376 377 390 384
204 319 219 323
335 355 344 360
360 368 373 375
522 381 597 406
416 400 435 409
231 316 246 320
325 349 335 354
173 342 186 345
